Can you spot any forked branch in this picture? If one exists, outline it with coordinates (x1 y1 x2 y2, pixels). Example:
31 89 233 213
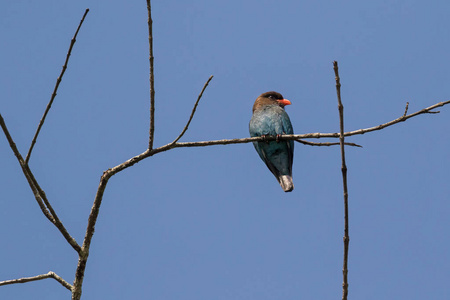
0 272 73 292
0 114 81 253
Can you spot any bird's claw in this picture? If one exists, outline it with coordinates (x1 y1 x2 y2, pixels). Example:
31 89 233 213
261 135 269 144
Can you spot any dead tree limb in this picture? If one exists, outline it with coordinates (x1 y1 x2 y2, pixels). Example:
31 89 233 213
25 8 89 164
0 272 73 292
334 61 350 300
147 0 156 150
0 114 81 253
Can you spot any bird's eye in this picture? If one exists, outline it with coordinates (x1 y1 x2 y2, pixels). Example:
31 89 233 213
267 95 274 99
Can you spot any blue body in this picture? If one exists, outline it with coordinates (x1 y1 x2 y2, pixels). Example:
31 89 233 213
249 104 294 180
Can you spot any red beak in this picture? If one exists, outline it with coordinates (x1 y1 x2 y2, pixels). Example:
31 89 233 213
277 99 292 106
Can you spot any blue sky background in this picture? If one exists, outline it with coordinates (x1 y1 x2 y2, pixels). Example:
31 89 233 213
1 1 450 299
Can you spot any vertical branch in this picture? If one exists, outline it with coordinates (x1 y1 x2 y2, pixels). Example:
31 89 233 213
147 0 156 150
25 8 89 164
71 172 111 300
333 61 350 300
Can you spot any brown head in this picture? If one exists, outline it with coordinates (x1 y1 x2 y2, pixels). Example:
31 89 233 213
252 91 292 112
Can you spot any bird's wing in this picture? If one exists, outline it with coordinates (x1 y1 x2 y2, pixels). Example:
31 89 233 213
258 145 282 182
279 110 294 173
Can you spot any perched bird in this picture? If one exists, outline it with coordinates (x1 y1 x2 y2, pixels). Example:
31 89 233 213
249 91 294 192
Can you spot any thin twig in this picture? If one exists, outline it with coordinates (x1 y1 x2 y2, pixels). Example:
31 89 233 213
0 115 52 221
147 0 156 150
171 76 214 144
335 99 450 138
0 114 81 253
334 61 349 300
403 102 409 117
296 140 362 148
25 9 89 164
23 163 81 252
0 271 73 292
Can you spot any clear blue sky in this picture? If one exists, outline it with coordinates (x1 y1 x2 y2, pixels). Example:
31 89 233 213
1 1 450 299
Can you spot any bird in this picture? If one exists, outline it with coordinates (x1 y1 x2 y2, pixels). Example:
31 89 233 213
249 91 294 192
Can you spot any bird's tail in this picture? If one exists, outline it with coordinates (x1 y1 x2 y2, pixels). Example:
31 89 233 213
279 175 294 192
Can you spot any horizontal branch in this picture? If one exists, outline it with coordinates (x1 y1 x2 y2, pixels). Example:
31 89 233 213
170 99 450 147
296 140 362 148
0 271 73 292
333 99 450 138
91 97 449 179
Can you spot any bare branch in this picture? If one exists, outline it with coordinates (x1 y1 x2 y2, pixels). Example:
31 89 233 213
147 0 156 150
0 114 81 253
72 172 112 300
171 76 214 144
66 94 450 299
0 114 27 168
71 148 153 299
337 99 450 138
403 102 409 117
167 93 449 147
23 163 81 253
154 98 450 150
55 96 449 193
296 140 362 148
25 9 89 164
0 114 55 222
334 61 349 300
81 95 450 188
0 271 73 292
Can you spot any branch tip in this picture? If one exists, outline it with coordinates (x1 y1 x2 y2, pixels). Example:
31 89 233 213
171 76 214 144
25 8 89 164
403 102 409 117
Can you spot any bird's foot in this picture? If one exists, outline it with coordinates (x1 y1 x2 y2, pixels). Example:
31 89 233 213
276 134 281 143
261 135 270 144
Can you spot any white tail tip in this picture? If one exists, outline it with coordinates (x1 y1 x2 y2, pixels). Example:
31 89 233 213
279 175 294 192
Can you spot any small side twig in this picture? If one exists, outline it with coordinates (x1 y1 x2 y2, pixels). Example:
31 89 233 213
339 99 450 137
0 271 73 292
403 102 409 117
25 8 89 164
334 61 350 300
171 76 214 144
296 140 362 148
147 0 156 150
